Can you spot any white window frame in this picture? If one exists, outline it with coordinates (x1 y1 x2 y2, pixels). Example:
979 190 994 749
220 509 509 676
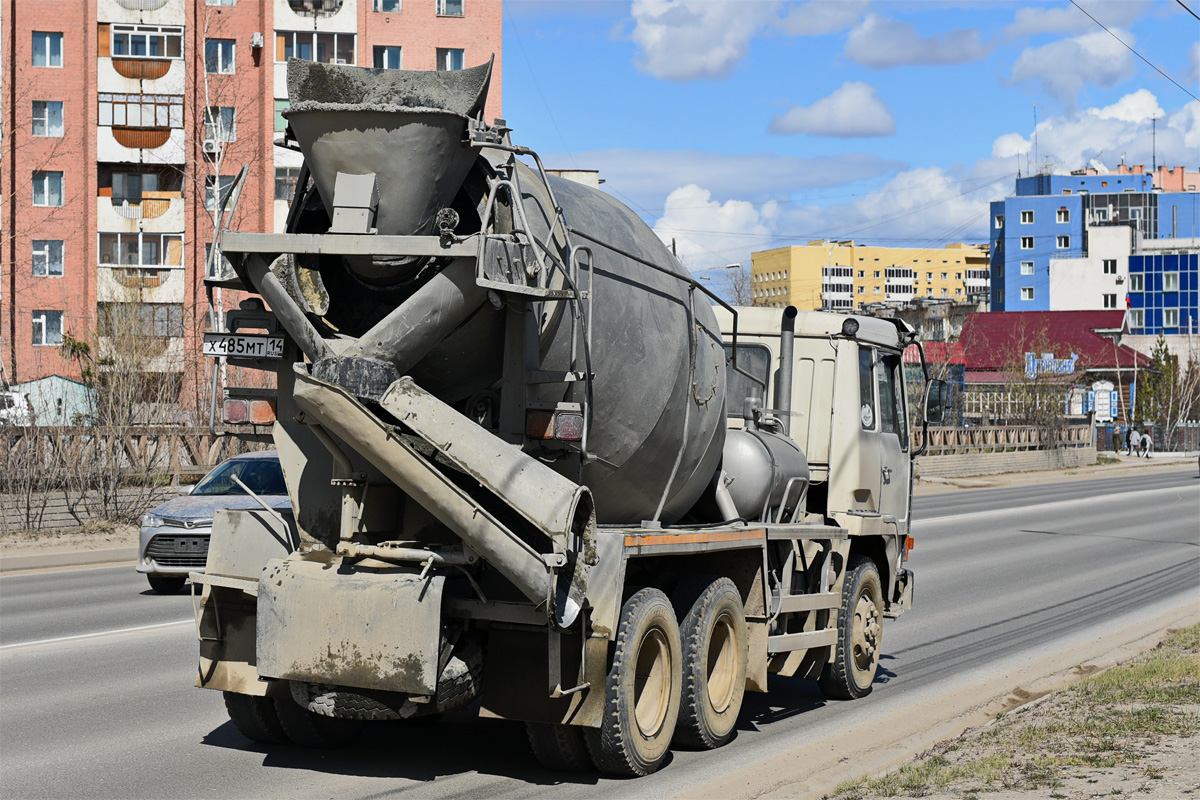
995 214 1004 229
33 240 64 277
1056 208 1070 223
205 38 235 73
205 175 238 211
1129 273 1143 292
437 0 464 15
111 24 183 59
1021 287 1034 301
1164 308 1179 327
1102 259 1116 275
204 106 237 143
32 32 63 68
1020 237 1033 250
97 232 184 269
98 93 184 129
1020 261 1034 275
32 101 64 137
373 45 402 69
276 31 357 65
1020 210 1034 224
1056 235 1070 249
32 171 64 207
374 0 401 10
1164 272 1179 292
1102 294 1116 309
1129 309 1144 328
32 310 63 346
436 47 464 71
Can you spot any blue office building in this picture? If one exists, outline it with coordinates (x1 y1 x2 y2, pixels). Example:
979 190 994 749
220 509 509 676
989 171 1199 318
1127 252 1199 336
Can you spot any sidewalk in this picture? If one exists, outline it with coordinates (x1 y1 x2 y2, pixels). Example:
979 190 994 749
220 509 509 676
915 449 1199 494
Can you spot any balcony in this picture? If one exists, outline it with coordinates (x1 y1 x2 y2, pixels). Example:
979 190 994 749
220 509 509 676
111 58 171 80
98 188 182 221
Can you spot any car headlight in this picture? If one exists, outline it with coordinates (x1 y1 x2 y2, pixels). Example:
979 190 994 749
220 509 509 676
141 514 164 528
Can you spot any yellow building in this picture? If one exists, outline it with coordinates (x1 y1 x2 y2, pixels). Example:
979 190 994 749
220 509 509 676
750 241 989 310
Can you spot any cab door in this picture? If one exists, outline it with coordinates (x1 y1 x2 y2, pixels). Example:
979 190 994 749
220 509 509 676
874 351 911 528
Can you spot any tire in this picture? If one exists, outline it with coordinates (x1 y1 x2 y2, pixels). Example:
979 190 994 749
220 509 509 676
527 723 594 772
584 587 682 777
223 691 290 745
673 577 747 750
274 682 364 748
818 557 884 700
147 575 186 594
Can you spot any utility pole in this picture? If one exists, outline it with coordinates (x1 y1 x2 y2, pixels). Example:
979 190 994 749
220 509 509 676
1151 117 1157 172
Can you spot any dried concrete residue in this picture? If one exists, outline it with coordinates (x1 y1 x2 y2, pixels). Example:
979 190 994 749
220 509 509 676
286 57 493 117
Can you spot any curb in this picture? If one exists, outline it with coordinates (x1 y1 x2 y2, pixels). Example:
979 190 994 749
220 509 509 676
0 547 137 574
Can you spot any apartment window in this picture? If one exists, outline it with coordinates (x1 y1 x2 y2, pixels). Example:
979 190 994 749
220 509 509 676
111 24 183 58
208 0 237 5
926 272 932 281
1129 310 1144 328
32 101 64 136
857 286 864 295
32 311 63 346
1102 294 1117 309
995 214 1004 229
1164 309 1179 328
1129 274 1143 292
955 273 961 280
99 303 183 338
98 93 184 128
1020 210 1033 224
873 286 881 294
436 48 464 71
1056 208 1069 223
276 31 356 64
1020 237 1034 249
1020 261 1034 275
33 240 64 277
373 45 402 69
98 232 183 268
275 167 301 201
32 32 63 67
437 0 464 14
111 171 158 203
940 288 948 297
955 288 962 296
1164 272 1179 292
1056 235 1070 249
940 272 947 280
1102 259 1116 275
374 0 401 9
857 270 864 278
205 175 238 211
205 39 235 73
204 106 237 143
1021 287 1034 301
32 171 63 207
873 270 880 279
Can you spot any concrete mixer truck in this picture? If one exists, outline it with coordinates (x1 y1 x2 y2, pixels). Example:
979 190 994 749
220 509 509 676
191 58 948 777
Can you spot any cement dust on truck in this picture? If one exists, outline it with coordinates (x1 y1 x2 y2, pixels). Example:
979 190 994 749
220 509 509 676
192 58 948 777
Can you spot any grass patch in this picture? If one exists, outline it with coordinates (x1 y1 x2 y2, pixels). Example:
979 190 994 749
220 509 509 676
825 623 1200 799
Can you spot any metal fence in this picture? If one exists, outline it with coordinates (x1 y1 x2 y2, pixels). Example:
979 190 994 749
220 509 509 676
914 425 1092 456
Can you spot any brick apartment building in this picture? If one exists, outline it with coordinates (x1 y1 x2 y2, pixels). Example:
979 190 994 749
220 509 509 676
1 0 501 419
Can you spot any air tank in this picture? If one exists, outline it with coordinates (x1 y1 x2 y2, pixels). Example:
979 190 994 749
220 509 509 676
279 59 726 524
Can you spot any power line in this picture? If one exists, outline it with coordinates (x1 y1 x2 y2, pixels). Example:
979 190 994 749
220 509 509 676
1176 0 1200 22
1070 0 1199 102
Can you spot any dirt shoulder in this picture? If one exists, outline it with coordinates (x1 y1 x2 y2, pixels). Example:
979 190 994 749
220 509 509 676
915 452 1198 495
0 523 139 557
826 624 1200 800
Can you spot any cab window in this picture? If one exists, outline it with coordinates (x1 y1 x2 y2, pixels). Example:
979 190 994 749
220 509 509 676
877 353 908 450
723 343 770 417
858 348 876 430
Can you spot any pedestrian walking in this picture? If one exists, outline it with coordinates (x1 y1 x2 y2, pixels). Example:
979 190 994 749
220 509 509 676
1141 428 1153 458
1113 425 1122 453
1125 425 1133 455
1130 428 1141 456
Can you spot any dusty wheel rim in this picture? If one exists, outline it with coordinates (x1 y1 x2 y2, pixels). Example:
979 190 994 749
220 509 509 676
851 592 881 676
633 628 672 737
705 612 737 714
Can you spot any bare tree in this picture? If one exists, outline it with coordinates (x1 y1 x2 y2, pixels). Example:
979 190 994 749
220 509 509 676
1136 334 1200 450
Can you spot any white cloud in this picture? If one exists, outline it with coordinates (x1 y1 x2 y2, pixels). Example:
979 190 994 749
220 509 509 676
629 0 778 81
768 81 895 137
844 14 990 69
1009 29 1136 107
989 91 1195 173
653 184 779 270
1003 1 1150 38
778 0 868 36
1188 41 1200 85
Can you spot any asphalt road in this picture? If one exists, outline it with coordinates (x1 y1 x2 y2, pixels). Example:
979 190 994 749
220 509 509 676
2 470 1197 800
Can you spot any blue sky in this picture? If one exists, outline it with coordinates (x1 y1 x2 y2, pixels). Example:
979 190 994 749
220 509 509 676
500 0 1200 281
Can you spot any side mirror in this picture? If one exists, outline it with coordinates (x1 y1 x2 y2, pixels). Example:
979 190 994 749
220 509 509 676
924 379 949 425
177 485 194 496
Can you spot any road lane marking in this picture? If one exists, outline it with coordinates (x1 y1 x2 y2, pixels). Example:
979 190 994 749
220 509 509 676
0 619 192 651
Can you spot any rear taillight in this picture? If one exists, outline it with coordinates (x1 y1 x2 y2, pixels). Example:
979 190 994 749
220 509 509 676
526 405 585 443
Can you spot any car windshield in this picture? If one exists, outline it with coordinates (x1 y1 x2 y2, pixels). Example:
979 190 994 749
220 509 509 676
191 457 287 496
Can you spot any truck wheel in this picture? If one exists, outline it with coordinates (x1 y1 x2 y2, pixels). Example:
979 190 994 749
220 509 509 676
527 723 594 772
147 575 186 594
274 682 364 748
584 587 682 776
818 557 883 700
223 691 290 745
673 577 747 749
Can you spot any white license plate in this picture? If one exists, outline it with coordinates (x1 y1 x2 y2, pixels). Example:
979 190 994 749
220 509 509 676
202 333 284 359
